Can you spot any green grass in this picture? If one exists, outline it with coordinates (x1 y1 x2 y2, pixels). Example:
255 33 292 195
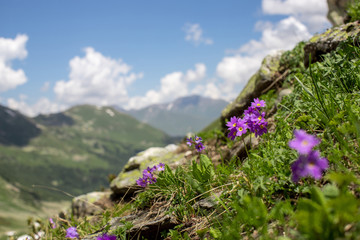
16 33 360 240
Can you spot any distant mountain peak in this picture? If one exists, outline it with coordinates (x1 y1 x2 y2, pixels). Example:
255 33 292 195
121 95 228 136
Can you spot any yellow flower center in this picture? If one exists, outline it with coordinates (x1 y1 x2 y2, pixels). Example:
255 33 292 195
257 103 261 107
239 127 243 131
233 131 236 136
258 116 262 121
302 140 309 146
260 125 264 129
233 123 237 127
308 162 315 168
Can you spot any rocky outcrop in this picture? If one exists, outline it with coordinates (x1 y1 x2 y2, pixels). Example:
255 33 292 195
83 201 178 240
221 50 284 127
327 0 351 26
304 21 360 67
72 191 113 218
110 144 185 198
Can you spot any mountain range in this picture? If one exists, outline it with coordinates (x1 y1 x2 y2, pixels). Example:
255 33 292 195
0 104 175 235
0 95 227 235
118 95 228 136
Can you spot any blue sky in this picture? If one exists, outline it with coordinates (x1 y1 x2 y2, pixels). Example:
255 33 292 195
0 0 330 116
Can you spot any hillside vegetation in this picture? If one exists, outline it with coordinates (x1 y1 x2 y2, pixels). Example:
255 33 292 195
19 4 360 240
0 105 171 201
0 105 173 237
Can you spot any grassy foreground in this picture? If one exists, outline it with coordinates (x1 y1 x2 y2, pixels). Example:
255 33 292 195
21 5 360 239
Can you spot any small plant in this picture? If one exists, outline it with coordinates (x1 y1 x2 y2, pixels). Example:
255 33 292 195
136 163 165 187
347 0 360 22
186 135 205 152
289 129 329 182
65 226 79 239
226 98 268 140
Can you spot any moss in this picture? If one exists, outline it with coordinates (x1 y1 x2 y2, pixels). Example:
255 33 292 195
260 56 281 77
111 151 185 189
309 22 360 44
309 28 334 43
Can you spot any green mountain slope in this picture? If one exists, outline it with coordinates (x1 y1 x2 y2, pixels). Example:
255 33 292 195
0 105 40 146
0 105 170 202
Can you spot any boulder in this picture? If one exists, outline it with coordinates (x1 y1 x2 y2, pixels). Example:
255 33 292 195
221 50 284 127
327 0 351 26
304 21 360 67
110 144 185 198
71 191 113 218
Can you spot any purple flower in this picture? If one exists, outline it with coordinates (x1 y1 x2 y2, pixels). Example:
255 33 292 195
186 137 193 146
289 130 320 155
251 111 266 123
226 116 240 130
97 233 117 240
187 135 205 152
251 98 266 109
148 176 157 184
227 100 268 140
244 106 257 116
195 142 205 152
66 226 79 239
136 177 148 187
143 167 154 178
156 163 165 171
49 218 56 229
254 121 268 137
291 150 329 182
227 127 238 140
193 135 202 144
236 120 248 137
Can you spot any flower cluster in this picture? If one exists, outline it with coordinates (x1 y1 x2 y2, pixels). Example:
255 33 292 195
289 129 329 182
186 135 205 152
66 226 79 239
97 233 117 240
226 98 268 140
136 163 165 187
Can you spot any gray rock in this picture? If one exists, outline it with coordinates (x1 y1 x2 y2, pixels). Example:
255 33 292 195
84 206 178 240
304 21 360 67
221 50 284 127
71 191 112 218
327 0 351 26
110 144 185 198
192 193 222 210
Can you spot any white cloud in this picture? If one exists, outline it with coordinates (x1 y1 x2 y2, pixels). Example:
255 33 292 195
0 34 28 92
54 47 143 106
126 63 206 109
237 17 311 56
262 0 330 32
183 23 213 46
41 81 50 92
7 97 67 117
185 63 206 82
216 16 311 100
216 55 263 100
192 81 223 100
